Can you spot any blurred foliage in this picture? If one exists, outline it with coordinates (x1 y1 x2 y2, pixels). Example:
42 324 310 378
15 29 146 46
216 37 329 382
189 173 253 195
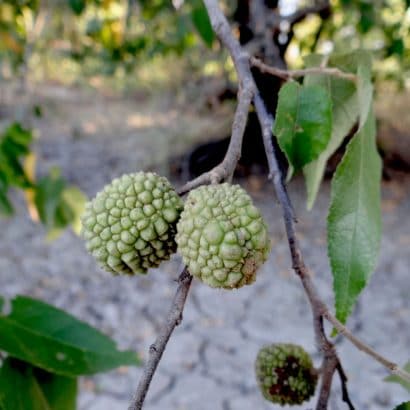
0 0 408 85
0 0 214 81
290 0 409 86
0 122 87 237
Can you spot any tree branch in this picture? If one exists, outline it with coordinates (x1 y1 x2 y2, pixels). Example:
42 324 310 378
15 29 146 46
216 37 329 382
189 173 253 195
336 362 355 410
250 56 357 82
128 268 193 410
323 310 410 382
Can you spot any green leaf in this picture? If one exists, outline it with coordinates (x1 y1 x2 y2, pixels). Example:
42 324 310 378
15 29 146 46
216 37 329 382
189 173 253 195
385 361 410 393
62 186 88 235
357 60 373 128
0 358 77 410
0 358 51 410
0 295 140 377
327 108 381 324
274 81 332 170
394 403 410 410
0 187 13 216
69 0 86 15
191 2 215 48
35 175 87 238
33 367 77 410
303 50 372 209
34 168 72 230
0 172 12 216
0 123 33 189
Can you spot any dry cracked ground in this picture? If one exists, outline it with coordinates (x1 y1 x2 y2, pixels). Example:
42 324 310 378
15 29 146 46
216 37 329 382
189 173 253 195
0 85 409 410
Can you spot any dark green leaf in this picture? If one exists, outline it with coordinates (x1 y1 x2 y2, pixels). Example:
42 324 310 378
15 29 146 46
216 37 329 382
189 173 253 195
191 3 215 48
33 105 43 118
33 367 77 410
0 358 77 410
274 81 332 170
0 188 13 216
393 402 410 410
69 0 86 15
0 358 51 410
385 361 410 393
303 50 372 208
327 108 381 324
358 2 375 33
0 295 140 377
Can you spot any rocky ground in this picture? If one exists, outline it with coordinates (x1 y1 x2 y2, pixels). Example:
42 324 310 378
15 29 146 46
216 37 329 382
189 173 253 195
0 86 409 409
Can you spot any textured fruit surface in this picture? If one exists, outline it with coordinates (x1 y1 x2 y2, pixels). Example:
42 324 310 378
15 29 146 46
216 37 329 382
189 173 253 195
176 183 270 289
81 172 183 275
255 343 318 405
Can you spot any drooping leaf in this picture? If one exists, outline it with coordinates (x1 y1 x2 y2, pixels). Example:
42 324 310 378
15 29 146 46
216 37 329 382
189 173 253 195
303 55 358 209
0 295 140 377
0 358 77 410
327 108 381 324
191 2 215 48
274 81 332 170
385 361 410 393
303 50 372 209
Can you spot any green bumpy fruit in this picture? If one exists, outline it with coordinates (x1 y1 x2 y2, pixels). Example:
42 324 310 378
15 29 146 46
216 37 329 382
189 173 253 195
176 183 270 289
81 172 183 275
255 343 318 406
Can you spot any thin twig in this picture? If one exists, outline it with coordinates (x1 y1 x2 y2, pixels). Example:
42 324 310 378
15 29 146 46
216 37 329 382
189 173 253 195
251 56 357 82
323 310 410 382
128 268 193 410
336 362 355 410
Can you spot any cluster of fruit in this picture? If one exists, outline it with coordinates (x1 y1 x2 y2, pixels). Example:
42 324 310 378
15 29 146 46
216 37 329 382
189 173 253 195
81 172 318 405
81 172 271 289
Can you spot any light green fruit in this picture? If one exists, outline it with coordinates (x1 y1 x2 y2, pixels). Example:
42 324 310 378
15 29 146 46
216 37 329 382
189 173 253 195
81 172 183 275
255 343 318 406
176 183 270 289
